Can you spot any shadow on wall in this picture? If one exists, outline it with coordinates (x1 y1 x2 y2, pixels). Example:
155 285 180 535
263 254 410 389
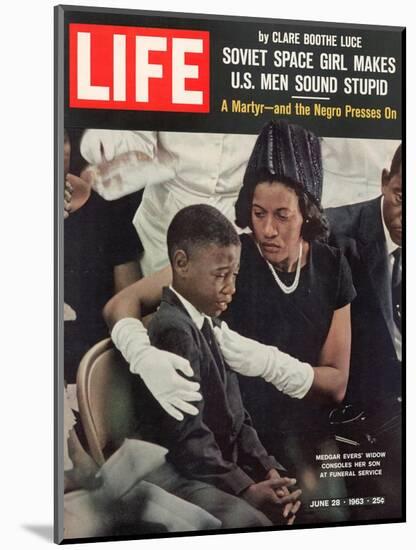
21 524 53 542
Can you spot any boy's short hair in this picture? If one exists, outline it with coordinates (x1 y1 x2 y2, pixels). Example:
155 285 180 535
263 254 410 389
167 204 240 263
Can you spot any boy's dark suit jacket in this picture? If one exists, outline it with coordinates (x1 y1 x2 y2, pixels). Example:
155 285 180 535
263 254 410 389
143 287 282 496
326 196 401 412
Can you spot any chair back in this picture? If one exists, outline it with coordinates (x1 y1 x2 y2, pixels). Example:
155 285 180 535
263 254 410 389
76 338 138 466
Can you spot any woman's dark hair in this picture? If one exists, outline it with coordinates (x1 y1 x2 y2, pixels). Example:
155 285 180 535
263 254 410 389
235 120 328 242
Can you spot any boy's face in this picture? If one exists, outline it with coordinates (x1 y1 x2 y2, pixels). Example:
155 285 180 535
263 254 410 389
382 164 402 246
180 243 241 317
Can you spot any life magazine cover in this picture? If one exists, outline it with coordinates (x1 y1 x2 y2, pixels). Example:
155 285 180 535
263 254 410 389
54 5 405 543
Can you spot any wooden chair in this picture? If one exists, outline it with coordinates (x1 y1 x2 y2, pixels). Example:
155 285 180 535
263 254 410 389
76 338 139 466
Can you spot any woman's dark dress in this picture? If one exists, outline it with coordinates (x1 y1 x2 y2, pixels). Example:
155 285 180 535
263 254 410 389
223 234 356 519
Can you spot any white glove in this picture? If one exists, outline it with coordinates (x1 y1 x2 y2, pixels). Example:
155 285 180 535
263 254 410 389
214 322 314 399
112 318 202 421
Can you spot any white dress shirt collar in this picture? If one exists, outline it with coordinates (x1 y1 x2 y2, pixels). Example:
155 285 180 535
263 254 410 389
169 286 209 330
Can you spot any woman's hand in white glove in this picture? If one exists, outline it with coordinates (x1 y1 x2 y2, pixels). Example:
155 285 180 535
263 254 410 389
130 346 202 421
112 318 202 421
213 322 269 377
214 321 314 399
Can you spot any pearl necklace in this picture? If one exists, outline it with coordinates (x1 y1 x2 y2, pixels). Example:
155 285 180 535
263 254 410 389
257 241 303 295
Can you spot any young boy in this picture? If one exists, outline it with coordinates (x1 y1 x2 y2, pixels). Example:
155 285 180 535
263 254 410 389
141 204 301 529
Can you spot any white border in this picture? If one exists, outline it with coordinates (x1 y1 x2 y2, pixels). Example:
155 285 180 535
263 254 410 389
2 1 413 548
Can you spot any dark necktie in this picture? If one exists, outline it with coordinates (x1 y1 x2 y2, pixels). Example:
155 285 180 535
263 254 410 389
391 248 402 330
201 318 226 381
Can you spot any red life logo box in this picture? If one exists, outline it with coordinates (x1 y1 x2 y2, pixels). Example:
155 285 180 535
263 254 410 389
69 23 210 112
